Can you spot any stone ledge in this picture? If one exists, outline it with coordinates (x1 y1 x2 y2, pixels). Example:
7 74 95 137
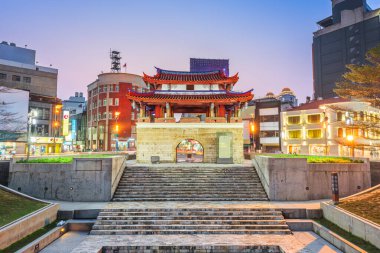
322 200 380 249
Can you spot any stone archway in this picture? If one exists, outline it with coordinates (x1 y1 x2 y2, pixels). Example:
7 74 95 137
176 139 204 163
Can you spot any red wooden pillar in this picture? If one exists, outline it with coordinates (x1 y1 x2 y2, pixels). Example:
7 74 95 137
155 105 161 118
218 105 226 117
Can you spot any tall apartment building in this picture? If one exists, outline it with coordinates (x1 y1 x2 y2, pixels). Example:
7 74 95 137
0 41 62 154
313 0 380 99
87 73 147 151
190 58 229 77
62 92 87 151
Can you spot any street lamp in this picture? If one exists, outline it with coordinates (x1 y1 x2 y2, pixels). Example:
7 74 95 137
347 135 354 157
26 110 38 160
346 114 354 157
114 111 120 152
249 120 256 153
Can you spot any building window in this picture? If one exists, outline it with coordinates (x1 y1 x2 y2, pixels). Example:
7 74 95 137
287 116 301 125
109 85 113 92
337 112 343 121
288 130 301 139
338 128 343 137
307 114 321 124
103 85 107 92
109 112 112 119
259 115 279 122
114 98 119 106
131 112 135 120
23 76 31 83
103 99 107 106
12 75 21 82
307 129 322 139
102 112 107 119
0 73 6 80
115 85 119 92
109 98 113 106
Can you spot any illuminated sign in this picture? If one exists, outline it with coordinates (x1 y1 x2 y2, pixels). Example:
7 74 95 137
62 111 70 136
30 137 63 144
71 119 77 140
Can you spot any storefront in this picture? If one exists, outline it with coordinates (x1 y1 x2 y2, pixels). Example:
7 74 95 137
116 138 136 151
309 145 327 156
29 137 63 155
288 145 301 154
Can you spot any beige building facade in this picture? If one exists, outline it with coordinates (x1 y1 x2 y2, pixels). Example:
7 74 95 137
281 98 380 158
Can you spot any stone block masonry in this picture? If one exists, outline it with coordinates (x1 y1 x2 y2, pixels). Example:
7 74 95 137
136 123 244 163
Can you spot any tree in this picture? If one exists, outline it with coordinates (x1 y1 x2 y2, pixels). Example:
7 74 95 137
334 44 380 107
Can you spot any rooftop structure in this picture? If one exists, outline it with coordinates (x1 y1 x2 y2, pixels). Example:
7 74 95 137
190 58 229 77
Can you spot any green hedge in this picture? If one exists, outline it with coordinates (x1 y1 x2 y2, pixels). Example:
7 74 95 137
261 154 363 163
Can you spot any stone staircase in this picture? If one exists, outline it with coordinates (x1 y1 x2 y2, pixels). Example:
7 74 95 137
91 208 291 235
112 165 268 201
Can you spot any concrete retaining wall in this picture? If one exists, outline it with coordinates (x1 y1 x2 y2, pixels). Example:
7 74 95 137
369 161 380 186
0 160 10 186
8 156 126 201
322 201 380 249
0 186 59 250
253 156 371 201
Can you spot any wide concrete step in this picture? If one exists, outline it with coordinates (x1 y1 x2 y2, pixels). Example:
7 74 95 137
92 224 289 230
90 229 292 235
116 184 263 188
112 198 268 201
97 215 284 221
96 219 286 225
98 210 283 215
99 208 281 212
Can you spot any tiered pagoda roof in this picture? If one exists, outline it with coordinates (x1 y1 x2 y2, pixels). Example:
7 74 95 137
126 89 253 104
143 67 239 85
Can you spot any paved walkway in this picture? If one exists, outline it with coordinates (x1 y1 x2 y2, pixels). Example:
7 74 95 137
50 199 326 211
70 232 342 253
40 231 88 253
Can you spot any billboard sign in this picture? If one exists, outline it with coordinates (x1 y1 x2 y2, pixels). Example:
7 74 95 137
0 86 29 141
62 110 70 136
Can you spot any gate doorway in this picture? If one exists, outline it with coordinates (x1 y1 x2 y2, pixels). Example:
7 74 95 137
176 139 204 163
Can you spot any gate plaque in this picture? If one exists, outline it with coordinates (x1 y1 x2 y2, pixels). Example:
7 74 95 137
217 132 233 164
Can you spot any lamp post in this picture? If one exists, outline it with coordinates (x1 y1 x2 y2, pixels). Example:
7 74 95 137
346 114 354 157
323 114 329 156
347 134 354 157
114 111 120 152
250 121 255 153
26 110 38 161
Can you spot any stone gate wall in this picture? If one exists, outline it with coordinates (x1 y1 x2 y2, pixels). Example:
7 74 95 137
136 123 244 163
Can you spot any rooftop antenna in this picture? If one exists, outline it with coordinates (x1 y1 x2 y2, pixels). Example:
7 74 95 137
110 49 121 73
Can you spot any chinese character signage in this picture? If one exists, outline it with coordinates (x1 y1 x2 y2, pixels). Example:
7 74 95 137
62 111 70 136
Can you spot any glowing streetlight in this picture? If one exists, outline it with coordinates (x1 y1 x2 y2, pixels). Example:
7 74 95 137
114 111 120 151
347 135 354 157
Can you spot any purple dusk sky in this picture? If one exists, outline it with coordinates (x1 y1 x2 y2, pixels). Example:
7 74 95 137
2 0 380 102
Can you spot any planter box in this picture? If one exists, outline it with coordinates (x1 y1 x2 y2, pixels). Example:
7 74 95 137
322 200 380 249
0 186 59 250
